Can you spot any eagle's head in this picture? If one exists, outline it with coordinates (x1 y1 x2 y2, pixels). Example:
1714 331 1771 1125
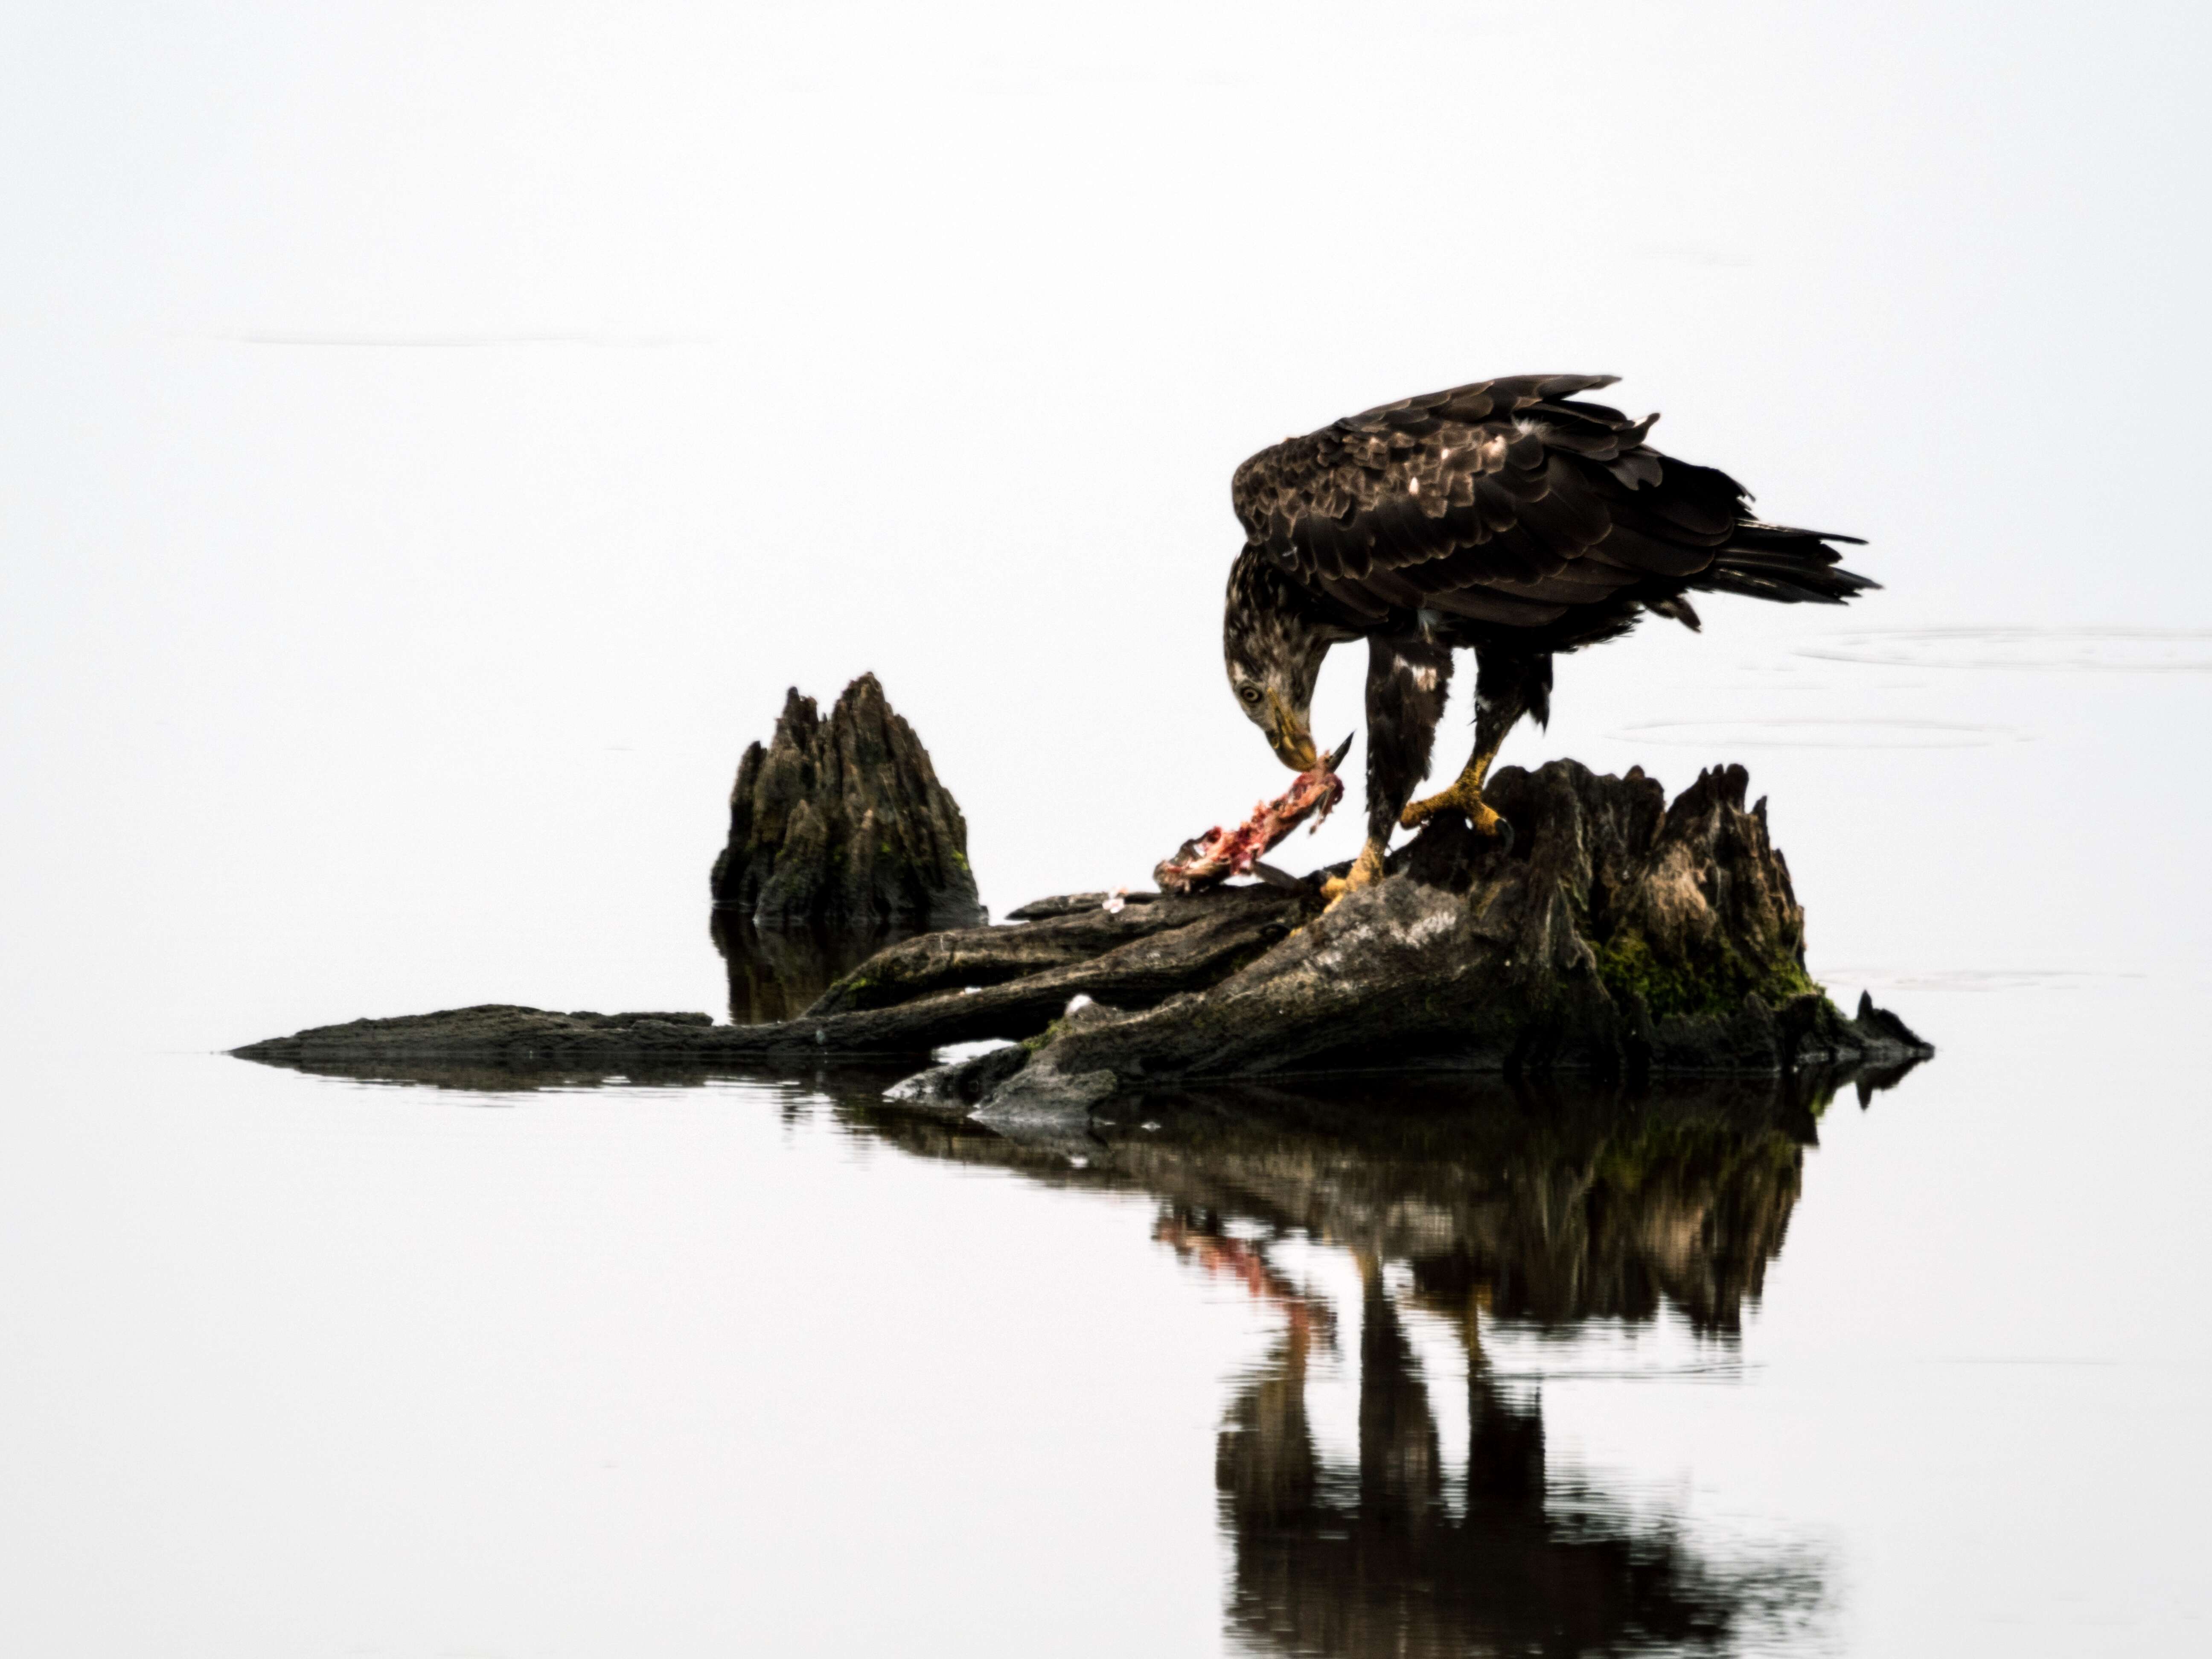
1223 543 1344 772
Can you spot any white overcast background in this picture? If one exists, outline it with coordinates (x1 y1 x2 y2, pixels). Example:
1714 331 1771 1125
6 10 2212 1657
3 1 2206 1050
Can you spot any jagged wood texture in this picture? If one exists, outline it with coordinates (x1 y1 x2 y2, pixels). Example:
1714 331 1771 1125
710 672 984 932
239 760 1930 1101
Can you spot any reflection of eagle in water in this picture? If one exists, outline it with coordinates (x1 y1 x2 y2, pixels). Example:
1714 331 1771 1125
1224 374 1874 896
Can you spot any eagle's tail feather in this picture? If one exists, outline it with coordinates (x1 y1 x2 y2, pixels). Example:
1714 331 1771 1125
1693 520 1878 605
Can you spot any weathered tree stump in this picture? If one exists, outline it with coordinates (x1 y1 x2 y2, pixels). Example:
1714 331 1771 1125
709 673 984 933
966 760 1929 1116
238 758 1930 1116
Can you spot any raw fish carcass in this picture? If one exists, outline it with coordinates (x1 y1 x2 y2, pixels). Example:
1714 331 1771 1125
1154 737 1352 894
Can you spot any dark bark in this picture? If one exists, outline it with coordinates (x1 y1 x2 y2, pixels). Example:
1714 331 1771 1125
804 885 1310 1014
709 673 984 932
239 760 1930 1109
974 760 1930 1117
234 887 1314 1065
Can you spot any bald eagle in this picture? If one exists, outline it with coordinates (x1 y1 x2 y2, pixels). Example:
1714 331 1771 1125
1223 375 1873 896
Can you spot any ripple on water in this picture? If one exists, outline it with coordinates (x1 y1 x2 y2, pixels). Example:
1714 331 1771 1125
1814 966 2147 993
1795 626 2212 673
1609 716 2031 750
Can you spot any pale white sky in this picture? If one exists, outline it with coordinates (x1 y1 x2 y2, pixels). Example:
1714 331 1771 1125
1 1 2206 1047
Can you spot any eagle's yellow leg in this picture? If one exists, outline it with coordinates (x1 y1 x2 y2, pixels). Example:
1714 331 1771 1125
1318 837 1388 906
1400 736 1509 837
1402 654 1543 838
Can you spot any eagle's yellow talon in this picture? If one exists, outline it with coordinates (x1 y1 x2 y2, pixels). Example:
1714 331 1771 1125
1319 839 1388 908
1400 778 1506 836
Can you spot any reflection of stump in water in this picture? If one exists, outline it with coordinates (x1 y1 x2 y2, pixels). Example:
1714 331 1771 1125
1136 1078 1838 1656
1203 1239 1819 1657
227 1050 1850 1650
709 911 920 1025
1212 1275 1819 1656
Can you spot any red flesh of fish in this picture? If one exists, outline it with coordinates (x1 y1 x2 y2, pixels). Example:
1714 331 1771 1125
1153 763 1345 894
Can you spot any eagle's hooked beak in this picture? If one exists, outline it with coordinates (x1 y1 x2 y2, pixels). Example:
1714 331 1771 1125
1264 693 1319 772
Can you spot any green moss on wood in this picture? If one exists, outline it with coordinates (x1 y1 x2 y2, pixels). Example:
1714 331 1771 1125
1591 930 1818 1022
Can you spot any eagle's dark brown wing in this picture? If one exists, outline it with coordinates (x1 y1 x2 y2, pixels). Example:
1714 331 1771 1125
1230 374 1859 627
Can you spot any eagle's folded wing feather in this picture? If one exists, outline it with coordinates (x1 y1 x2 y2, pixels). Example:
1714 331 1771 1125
1230 374 1765 621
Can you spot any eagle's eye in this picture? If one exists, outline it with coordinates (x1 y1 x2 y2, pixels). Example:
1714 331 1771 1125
1237 685 1263 707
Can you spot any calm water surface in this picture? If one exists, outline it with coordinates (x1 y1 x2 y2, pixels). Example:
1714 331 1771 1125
4 971 2205 1656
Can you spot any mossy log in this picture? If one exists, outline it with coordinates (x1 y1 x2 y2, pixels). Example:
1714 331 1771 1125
919 760 1931 1118
237 760 1929 1107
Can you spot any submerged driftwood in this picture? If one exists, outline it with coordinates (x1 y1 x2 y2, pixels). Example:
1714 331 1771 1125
237 759 1930 1113
709 673 984 933
710 911 908 1024
238 884 1313 1067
